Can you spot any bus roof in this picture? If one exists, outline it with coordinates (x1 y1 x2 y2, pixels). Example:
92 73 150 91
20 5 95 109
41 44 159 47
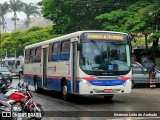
25 30 128 49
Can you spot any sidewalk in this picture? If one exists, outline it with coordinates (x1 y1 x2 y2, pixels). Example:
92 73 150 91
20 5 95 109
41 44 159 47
130 88 160 102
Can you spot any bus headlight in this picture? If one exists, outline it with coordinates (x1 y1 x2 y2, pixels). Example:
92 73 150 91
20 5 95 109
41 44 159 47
81 79 87 84
81 79 91 86
123 80 130 86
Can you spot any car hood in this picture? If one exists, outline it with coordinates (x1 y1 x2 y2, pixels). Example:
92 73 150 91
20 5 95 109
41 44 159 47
1 72 11 75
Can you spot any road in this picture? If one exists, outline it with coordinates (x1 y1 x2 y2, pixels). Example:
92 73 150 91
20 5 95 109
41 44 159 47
10 77 160 120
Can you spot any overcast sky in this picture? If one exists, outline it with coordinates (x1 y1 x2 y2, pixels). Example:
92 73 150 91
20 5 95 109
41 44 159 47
1 0 42 19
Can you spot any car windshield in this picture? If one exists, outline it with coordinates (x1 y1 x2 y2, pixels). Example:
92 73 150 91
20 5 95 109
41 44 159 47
80 40 130 72
2 60 15 66
0 67 9 72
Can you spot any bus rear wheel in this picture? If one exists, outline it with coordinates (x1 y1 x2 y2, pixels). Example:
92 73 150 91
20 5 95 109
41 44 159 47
62 81 70 101
34 77 42 93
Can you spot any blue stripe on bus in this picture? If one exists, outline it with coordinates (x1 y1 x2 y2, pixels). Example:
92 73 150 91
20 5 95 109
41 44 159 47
88 80 126 86
24 75 125 92
24 76 79 94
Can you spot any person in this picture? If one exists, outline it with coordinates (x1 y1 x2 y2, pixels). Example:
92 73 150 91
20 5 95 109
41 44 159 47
149 67 156 89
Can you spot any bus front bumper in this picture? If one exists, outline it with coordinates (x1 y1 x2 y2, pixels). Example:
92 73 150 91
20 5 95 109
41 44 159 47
79 80 131 95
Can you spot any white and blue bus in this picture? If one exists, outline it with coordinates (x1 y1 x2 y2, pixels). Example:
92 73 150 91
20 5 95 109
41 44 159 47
24 31 132 100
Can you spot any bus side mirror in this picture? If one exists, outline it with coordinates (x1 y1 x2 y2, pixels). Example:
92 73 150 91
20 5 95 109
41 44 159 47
77 44 82 51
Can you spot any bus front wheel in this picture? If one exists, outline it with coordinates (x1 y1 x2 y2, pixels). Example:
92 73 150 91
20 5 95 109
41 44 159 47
62 81 70 101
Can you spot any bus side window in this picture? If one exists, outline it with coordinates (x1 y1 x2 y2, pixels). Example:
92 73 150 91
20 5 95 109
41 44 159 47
35 46 41 62
25 49 30 63
30 48 35 63
51 42 60 61
60 40 70 61
48 43 52 62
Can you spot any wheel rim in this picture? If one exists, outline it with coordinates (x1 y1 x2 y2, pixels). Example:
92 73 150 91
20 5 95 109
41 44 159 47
63 85 67 95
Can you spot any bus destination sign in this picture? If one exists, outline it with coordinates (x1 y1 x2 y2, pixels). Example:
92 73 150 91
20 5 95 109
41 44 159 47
84 33 125 41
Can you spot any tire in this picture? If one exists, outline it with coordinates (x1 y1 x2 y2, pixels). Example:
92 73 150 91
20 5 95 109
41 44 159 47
34 77 42 93
62 80 70 101
131 80 135 88
19 72 23 80
30 104 44 120
104 94 114 100
10 79 12 83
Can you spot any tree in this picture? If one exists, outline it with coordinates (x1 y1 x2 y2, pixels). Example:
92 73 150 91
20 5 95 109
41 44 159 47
41 0 138 34
96 0 160 60
1 26 60 57
22 3 41 29
0 2 11 33
9 0 24 31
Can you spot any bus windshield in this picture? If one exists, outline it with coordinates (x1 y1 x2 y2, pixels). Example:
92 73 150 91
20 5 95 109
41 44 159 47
80 40 131 75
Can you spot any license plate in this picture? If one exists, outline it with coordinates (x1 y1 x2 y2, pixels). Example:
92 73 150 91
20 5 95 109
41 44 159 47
104 89 113 93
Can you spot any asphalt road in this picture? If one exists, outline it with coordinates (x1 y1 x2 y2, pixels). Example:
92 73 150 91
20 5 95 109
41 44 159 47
9 78 160 120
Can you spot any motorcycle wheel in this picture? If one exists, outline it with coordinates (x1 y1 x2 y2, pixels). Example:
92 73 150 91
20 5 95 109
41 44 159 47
30 104 44 120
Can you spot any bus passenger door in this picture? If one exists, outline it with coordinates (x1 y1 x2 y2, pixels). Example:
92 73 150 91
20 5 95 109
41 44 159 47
42 48 48 88
71 41 78 93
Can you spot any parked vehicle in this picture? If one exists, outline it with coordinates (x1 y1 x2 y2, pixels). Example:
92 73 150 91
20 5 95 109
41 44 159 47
0 83 44 120
0 67 12 82
0 75 12 94
2 56 24 79
131 62 160 88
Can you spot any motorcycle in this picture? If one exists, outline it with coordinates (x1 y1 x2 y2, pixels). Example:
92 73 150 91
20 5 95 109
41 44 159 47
0 83 44 120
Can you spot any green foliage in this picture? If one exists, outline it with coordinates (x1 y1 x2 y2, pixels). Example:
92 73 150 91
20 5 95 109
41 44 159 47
27 26 43 32
96 0 160 48
41 0 138 34
96 9 134 32
1 26 60 57
148 31 160 43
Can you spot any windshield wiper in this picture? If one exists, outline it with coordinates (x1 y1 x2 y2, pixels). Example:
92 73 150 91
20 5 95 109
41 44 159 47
90 40 103 53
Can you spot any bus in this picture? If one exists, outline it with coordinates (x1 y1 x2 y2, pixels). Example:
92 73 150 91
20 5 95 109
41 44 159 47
23 31 132 100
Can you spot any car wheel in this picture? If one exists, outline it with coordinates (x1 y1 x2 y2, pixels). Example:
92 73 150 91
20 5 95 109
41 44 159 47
132 80 135 88
19 72 23 79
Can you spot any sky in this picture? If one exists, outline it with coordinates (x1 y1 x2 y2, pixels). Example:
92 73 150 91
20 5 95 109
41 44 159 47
0 0 42 31
1 0 42 19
